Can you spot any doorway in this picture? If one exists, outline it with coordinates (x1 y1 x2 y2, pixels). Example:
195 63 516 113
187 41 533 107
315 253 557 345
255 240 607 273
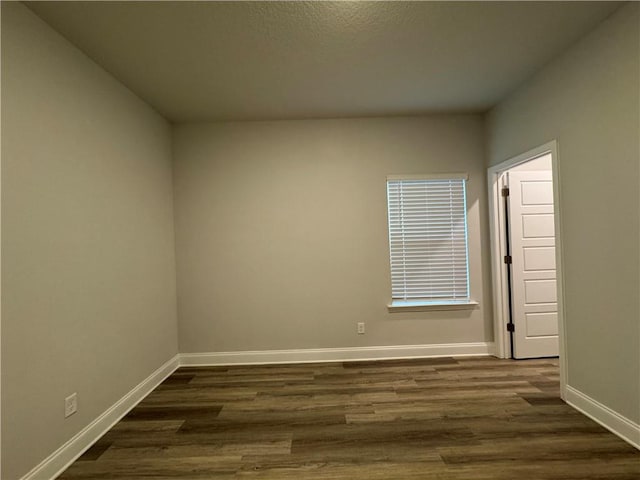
487 141 567 397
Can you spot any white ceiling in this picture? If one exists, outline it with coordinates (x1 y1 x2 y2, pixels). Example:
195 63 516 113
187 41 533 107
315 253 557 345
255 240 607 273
27 1 622 123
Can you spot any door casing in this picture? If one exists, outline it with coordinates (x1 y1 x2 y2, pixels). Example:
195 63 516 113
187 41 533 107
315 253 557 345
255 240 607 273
487 140 568 399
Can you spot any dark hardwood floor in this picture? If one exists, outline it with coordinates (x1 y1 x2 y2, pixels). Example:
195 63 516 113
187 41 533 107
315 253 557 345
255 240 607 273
58 356 639 479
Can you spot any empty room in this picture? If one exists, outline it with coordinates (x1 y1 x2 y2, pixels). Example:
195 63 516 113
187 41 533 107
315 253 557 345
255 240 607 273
1 1 639 479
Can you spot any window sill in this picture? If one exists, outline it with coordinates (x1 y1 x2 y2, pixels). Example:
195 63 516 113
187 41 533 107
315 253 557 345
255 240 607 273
387 301 479 313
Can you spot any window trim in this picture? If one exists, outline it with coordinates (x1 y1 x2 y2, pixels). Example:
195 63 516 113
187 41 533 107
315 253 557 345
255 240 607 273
386 173 476 311
387 300 479 313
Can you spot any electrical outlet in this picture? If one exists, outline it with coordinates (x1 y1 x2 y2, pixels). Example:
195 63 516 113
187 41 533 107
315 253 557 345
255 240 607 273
65 393 78 418
357 322 365 334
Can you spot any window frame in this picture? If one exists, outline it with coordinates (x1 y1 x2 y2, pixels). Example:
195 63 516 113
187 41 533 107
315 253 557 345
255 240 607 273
385 173 478 312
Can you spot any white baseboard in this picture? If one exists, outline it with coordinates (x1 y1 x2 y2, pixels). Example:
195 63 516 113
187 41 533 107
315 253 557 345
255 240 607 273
179 342 495 366
21 355 180 480
565 385 640 450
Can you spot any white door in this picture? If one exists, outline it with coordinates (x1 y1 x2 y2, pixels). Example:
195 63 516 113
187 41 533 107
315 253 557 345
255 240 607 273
507 171 559 358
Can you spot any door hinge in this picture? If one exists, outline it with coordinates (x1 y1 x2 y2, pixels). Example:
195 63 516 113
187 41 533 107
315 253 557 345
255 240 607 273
507 323 515 332
504 255 512 264
501 186 510 197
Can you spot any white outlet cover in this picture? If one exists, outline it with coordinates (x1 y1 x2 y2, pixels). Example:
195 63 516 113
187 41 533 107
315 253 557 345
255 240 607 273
65 393 78 418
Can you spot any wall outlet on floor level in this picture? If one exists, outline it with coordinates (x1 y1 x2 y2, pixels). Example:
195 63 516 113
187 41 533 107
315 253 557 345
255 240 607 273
65 392 78 418
357 322 365 334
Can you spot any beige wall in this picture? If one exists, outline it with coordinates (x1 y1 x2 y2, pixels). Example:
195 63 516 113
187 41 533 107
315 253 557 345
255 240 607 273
1 3 178 479
487 3 639 422
173 116 493 353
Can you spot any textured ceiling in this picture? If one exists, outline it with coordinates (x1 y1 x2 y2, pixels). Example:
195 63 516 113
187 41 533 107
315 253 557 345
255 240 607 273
27 1 621 122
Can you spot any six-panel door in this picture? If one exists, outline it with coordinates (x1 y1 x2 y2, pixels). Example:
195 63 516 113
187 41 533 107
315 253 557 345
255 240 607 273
507 170 559 359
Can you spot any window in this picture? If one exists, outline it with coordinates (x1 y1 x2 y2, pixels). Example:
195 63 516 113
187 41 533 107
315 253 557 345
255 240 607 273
386 174 472 309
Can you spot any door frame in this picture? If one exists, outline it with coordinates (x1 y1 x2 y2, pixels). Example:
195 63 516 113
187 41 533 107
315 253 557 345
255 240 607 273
487 140 568 399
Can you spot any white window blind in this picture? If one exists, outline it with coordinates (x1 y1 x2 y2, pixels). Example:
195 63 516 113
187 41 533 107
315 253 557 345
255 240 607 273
387 176 470 304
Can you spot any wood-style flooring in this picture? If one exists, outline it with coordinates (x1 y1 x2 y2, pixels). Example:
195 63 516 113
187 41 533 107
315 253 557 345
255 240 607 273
58 357 640 479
